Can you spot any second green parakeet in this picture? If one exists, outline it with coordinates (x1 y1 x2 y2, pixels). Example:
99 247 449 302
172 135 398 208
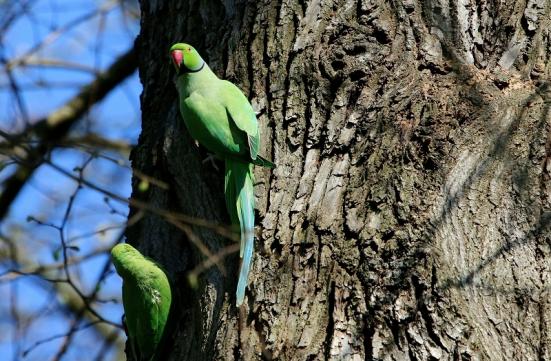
111 243 172 361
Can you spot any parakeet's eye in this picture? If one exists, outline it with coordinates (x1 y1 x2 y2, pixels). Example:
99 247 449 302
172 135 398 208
187 48 191 52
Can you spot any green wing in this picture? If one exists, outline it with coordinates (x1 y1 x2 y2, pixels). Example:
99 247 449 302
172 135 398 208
181 91 245 157
219 80 260 160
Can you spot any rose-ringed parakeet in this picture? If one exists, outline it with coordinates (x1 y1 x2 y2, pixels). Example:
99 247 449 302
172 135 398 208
169 43 274 306
111 243 172 361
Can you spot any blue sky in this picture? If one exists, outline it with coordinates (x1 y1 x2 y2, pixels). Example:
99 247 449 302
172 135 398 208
0 1 141 359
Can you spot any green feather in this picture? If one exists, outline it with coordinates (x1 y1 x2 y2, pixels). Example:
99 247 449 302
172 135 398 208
111 243 172 361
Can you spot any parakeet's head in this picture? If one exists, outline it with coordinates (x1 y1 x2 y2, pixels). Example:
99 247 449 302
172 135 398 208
170 43 205 74
111 243 142 275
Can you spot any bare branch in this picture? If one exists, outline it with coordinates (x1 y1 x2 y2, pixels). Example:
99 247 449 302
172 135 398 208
12 58 100 74
0 45 137 221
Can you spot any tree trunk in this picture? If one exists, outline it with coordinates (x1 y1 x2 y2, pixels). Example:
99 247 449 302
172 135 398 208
130 0 550 360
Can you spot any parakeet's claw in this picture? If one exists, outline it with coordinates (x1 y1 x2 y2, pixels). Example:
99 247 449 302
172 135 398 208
202 153 220 171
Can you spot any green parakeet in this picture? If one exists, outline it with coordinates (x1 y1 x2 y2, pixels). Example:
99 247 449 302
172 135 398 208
111 243 172 361
169 43 274 306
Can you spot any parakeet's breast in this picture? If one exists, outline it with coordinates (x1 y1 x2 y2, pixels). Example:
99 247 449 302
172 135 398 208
180 91 247 157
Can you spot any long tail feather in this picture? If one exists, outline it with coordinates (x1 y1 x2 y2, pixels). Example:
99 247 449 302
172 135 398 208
225 160 255 306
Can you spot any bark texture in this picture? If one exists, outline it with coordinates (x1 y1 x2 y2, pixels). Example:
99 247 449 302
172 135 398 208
131 0 550 360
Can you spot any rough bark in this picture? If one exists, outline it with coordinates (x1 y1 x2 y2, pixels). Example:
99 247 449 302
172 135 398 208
130 0 550 360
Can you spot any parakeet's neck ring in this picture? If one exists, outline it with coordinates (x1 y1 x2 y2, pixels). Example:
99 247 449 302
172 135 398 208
179 61 205 75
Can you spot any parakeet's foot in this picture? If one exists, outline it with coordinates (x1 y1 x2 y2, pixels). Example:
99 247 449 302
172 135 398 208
202 153 220 171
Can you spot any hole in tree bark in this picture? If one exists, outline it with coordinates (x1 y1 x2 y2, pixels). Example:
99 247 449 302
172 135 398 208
350 69 367 81
331 60 345 71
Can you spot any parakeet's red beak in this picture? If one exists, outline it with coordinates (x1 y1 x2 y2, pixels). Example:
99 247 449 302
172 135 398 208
171 50 183 70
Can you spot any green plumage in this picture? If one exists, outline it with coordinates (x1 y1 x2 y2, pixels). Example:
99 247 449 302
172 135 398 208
111 243 172 361
170 43 274 306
